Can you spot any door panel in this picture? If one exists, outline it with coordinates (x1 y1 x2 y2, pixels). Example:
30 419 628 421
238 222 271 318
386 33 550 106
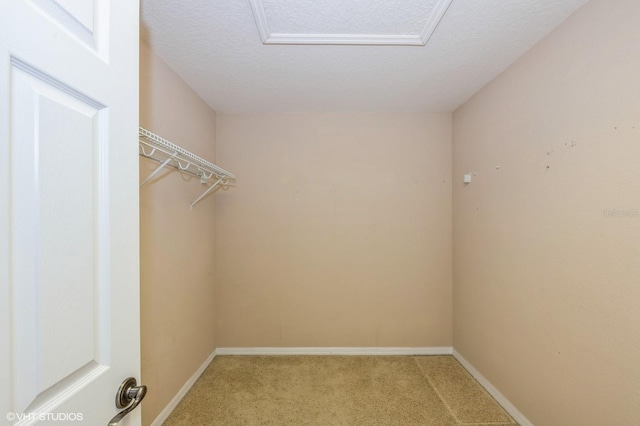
10 61 109 415
30 0 106 52
41 0 95 32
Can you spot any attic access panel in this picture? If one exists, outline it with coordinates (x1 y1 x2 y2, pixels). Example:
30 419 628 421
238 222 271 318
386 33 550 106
249 0 454 46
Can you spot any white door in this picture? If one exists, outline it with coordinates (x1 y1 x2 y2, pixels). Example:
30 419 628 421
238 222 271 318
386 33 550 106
0 0 141 425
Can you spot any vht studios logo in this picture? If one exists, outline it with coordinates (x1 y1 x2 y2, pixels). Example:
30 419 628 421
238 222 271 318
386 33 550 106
6 412 84 422
602 209 639 218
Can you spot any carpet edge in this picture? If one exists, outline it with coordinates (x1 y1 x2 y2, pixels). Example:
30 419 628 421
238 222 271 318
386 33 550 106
452 349 533 426
150 349 217 426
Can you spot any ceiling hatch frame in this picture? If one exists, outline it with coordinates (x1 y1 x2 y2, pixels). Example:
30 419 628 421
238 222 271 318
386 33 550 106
248 0 454 46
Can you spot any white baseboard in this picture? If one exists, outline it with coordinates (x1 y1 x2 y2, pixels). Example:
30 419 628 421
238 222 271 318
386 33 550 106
453 349 533 426
214 346 453 356
150 349 217 426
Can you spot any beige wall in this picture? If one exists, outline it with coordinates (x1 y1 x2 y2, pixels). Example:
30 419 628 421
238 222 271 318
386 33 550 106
139 40 218 425
215 113 452 347
452 0 640 424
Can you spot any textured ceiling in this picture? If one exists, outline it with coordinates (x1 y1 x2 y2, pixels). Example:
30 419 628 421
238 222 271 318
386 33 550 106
141 0 588 113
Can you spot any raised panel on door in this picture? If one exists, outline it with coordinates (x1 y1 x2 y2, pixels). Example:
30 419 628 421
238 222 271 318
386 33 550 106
29 0 108 55
9 60 110 417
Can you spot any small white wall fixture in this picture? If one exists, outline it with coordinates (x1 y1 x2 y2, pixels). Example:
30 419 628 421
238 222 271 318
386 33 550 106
248 0 454 46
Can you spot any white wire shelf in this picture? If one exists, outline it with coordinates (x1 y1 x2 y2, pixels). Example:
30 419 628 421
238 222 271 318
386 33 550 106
138 127 236 208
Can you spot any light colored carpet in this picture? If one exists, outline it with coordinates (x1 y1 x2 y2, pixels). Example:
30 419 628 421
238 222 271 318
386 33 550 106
162 355 517 426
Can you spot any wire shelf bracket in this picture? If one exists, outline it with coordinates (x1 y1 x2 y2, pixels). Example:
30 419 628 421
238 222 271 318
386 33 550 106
138 127 236 208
